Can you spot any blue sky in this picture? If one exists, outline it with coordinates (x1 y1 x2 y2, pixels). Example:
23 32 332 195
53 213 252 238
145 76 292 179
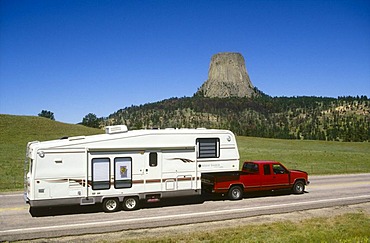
1 0 369 124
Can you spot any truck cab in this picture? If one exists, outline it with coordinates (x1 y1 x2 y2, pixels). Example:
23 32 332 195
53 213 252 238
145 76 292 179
202 161 309 200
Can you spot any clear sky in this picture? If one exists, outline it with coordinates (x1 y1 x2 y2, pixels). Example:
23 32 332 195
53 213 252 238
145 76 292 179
1 0 369 124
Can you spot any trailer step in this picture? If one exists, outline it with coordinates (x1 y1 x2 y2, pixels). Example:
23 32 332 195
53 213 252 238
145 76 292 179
80 197 95 205
146 194 161 203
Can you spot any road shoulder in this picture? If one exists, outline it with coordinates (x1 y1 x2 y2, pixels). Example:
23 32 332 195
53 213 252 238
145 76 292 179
22 202 370 243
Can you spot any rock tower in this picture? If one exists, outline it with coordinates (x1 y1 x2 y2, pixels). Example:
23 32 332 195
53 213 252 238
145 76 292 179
197 52 256 98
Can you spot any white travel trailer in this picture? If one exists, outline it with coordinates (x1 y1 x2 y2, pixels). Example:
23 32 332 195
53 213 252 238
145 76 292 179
24 125 239 212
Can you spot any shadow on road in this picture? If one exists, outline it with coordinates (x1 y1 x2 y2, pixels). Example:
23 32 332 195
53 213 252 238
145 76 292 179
29 196 206 217
29 190 308 217
29 204 102 217
203 189 308 201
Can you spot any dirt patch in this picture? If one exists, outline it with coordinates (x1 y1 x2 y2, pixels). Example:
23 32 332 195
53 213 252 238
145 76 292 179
24 202 370 243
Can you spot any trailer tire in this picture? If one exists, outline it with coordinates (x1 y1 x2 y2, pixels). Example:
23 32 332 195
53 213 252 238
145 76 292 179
102 198 120 212
292 181 305 194
123 197 139 211
228 185 243 200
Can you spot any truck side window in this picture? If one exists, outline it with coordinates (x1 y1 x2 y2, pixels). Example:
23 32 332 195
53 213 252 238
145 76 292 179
243 162 259 174
149 152 158 167
273 164 287 174
263 164 271 175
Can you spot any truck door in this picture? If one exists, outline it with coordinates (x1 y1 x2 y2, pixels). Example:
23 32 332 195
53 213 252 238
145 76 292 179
261 163 289 189
271 163 290 187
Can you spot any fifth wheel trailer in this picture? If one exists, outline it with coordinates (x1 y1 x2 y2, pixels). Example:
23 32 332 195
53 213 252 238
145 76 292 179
24 125 239 212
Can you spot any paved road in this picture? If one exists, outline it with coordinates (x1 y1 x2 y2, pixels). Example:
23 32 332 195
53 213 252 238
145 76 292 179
1 174 370 241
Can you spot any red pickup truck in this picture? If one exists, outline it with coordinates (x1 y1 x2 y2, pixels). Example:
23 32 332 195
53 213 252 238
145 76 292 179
201 161 309 200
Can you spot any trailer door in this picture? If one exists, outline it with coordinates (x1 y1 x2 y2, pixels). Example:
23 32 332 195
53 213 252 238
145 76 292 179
144 151 162 192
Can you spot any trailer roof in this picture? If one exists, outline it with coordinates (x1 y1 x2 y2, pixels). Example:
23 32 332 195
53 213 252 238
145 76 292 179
28 127 235 150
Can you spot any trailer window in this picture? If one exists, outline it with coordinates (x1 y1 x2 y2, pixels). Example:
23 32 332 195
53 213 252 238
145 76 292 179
197 138 220 158
114 157 132 189
92 158 110 190
149 152 158 167
29 159 33 173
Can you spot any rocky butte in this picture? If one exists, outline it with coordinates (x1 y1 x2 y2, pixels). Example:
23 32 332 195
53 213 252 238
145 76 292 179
197 52 256 98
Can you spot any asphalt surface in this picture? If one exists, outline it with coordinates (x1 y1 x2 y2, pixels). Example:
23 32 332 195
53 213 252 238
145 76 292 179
1 173 370 241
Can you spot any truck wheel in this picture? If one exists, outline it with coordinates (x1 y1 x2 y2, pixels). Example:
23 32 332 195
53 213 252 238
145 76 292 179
102 198 120 212
123 197 139 211
228 186 243 200
292 181 305 194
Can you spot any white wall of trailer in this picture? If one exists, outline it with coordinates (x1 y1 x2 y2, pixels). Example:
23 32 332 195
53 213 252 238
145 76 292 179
25 128 239 207
86 148 199 200
28 148 88 204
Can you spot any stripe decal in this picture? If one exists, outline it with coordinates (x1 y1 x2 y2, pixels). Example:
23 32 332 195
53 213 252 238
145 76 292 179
39 177 199 187
132 177 200 184
169 158 195 163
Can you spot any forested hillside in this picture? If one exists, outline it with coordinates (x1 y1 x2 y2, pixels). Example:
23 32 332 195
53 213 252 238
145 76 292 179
98 95 369 142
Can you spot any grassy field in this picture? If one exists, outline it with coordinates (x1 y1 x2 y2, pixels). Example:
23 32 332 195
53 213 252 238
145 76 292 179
1 115 370 242
1 114 370 191
0 114 103 191
116 212 370 243
237 136 370 174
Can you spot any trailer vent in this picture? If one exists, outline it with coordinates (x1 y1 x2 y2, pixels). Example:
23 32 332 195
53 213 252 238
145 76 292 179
105 125 128 134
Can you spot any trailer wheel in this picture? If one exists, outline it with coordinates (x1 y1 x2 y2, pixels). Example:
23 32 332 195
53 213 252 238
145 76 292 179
102 198 120 212
123 197 139 211
228 185 243 200
292 181 305 194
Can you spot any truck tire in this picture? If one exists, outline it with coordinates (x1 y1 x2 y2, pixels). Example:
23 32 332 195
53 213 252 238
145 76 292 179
292 181 305 194
102 198 120 212
123 197 139 211
228 186 243 200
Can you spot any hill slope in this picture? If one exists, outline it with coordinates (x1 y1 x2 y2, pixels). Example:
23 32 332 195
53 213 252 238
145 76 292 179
0 114 103 190
1 114 370 192
104 95 370 142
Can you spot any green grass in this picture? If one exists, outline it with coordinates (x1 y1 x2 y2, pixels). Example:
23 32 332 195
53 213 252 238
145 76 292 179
0 114 103 191
237 136 370 174
1 114 370 191
109 212 370 242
